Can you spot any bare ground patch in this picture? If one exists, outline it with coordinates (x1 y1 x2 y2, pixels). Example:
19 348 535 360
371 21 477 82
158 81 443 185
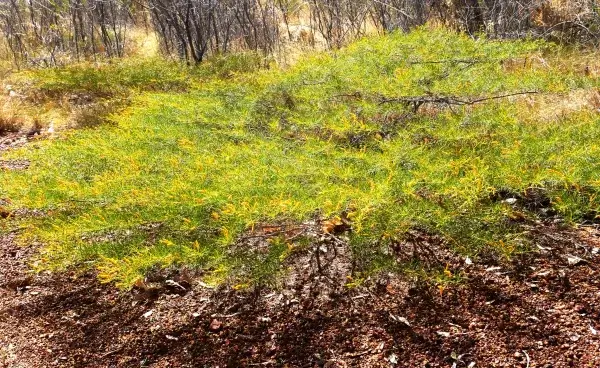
1 224 600 367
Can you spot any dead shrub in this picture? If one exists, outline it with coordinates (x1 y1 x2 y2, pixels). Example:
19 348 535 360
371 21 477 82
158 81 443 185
0 115 23 135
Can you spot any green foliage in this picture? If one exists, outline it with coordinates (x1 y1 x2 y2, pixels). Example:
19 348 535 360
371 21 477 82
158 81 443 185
1 27 600 288
11 58 191 100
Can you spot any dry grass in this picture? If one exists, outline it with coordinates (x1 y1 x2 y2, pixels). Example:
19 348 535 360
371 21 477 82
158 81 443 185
67 100 124 128
521 88 600 122
124 29 160 59
0 115 22 135
0 88 54 135
0 96 25 134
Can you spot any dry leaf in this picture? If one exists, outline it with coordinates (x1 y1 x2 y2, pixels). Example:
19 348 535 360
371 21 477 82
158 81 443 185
322 214 352 234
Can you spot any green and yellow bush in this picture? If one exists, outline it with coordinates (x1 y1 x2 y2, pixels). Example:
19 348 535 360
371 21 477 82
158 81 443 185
1 28 599 288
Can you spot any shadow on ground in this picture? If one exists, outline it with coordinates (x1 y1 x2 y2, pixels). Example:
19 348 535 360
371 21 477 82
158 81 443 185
1 225 600 367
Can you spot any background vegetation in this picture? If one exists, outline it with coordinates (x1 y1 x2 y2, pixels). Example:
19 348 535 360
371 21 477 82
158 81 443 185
1 0 599 67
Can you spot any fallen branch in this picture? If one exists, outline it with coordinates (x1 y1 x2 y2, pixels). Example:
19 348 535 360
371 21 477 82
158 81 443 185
378 91 538 112
407 58 491 65
237 223 312 242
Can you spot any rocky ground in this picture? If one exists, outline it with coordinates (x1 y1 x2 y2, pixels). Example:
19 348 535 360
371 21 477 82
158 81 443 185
0 132 29 170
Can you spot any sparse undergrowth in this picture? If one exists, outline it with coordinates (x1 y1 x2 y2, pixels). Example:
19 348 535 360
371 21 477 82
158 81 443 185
0 52 269 132
1 28 600 288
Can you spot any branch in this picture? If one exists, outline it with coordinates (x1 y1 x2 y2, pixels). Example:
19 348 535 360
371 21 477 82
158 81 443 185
378 91 538 112
407 58 492 65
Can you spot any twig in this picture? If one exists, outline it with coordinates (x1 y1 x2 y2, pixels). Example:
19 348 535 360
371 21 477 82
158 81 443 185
248 360 276 366
346 349 373 358
541 21 600 41
370 0 414 20
330 92 363 100
322 232 347 246
523 350 530 368
99 348 123 358
313 243 323 274
211 312 241 318
237 224 311 241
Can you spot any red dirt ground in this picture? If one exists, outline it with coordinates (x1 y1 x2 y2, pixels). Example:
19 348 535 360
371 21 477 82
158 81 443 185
2 223 600 367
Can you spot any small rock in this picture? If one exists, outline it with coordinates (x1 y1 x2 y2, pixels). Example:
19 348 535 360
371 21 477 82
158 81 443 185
388 353 398 365
142 310 154 318
505 198 518 205
566 255 584 266
390 314 411 326
209 319 222 331
396 316 411 327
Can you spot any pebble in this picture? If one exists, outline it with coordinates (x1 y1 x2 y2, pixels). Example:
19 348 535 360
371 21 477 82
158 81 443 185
209 319 222 331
